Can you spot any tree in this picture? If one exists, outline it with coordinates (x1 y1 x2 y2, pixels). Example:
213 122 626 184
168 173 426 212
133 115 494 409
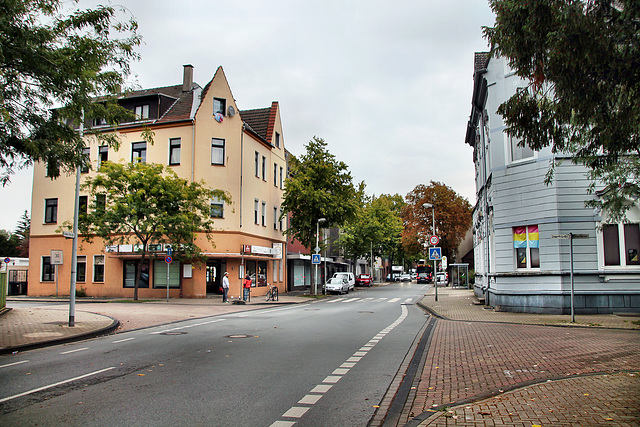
0 0 142 184
337 190 404 268
403 182 472 261
0 230 21 257
281 136 358 293
483 0 640 222
79 161 230 300
15 210 30 257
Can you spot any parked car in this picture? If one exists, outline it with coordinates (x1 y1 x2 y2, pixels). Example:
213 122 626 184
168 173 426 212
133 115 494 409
325 277 349 294
332 272 355 291
356 273 372 287
417 272 430 284
400 273 411 282
436 273 448 285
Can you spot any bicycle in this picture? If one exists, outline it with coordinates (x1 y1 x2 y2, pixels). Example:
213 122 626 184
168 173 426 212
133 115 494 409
265 284 278 302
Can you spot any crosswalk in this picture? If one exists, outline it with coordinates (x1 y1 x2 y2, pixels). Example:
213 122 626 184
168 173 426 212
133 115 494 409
326 296 413 304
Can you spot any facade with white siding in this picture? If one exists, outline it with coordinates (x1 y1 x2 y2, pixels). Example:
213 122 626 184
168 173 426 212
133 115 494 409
466 53 639 314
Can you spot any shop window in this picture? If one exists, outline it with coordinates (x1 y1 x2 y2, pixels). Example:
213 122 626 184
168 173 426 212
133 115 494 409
513 225 540 269
153 260 180 288
245 260 268 287
123 259 149 288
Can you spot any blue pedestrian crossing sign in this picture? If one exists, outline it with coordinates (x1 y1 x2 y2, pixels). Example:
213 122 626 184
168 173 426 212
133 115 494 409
312 254 321 265
429 247 442 260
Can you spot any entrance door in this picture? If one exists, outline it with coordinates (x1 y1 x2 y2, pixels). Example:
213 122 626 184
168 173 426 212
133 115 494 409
206 260 222 294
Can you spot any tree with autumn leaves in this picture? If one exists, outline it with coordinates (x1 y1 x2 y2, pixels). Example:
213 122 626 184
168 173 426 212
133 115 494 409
402 182 472 261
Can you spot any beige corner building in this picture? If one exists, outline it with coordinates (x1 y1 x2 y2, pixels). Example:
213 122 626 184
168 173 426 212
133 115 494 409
28 66 287 299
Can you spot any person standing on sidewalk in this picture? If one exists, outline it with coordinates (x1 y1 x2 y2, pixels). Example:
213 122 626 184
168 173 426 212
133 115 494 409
222 272 230 303
243 274 252 302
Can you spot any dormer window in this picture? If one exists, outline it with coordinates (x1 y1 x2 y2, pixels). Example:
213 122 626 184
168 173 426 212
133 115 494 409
93 117 107 126
135 105 150 120
213 98 226 116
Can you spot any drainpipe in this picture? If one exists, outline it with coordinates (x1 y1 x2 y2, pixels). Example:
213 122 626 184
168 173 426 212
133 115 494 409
240 124 244 228
482 108 490 306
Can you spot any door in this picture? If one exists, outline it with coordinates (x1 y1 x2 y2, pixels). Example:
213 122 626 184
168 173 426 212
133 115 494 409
206 260 222 294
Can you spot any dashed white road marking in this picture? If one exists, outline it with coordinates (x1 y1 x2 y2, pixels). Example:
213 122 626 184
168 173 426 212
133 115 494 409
273 304 409 425
388 297 401 303
112 337 135 344
0 360 29 369
150 318 225 334
60 347 89 355
0 367 116 404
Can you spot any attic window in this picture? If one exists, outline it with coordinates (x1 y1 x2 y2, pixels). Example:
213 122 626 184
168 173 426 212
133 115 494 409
135 105 150 120
213 98 226 116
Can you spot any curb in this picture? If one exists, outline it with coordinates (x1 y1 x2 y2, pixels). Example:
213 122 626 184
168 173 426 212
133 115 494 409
0 317 120 356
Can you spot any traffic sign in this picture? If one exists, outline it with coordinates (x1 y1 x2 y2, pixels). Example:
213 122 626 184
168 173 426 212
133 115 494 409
429 235 439 245
429 247 442 260
311 254 321 265
4 257 10 263
167 247 173 256
165 256 172 264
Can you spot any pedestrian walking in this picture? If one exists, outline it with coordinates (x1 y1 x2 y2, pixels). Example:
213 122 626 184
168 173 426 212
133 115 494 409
222 272 230 303
243 274 252 302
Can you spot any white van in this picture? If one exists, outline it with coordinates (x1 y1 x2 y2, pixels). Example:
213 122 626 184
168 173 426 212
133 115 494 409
332 272 355 291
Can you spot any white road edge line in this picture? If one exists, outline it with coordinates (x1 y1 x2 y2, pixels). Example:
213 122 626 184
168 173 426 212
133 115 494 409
0 367 116 404
0 360 29 369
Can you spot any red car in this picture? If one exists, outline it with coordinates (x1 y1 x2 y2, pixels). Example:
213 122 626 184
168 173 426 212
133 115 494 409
356 274 372 287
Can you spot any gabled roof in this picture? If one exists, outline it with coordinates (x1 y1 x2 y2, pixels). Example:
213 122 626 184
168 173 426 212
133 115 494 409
240 101 279 145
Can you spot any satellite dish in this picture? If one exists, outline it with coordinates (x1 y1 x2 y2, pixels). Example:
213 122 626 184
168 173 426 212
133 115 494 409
228 106 236 117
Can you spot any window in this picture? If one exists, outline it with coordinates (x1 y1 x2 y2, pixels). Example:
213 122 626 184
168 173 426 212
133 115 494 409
245 260 267 287
279 207 284 231
98 146 108 169
93 255 105 282
261 201 266 226
132 142 146 163
46 161 59 178
262 156 266 180
603 223 640 267
510 135 534 162
254 199 259 224
255 152 259 177
123 259 149 288
274 163 278 186
513 225 540 269
42 256 54 281
279 166 284 189
169 138 181 165
275 132 280 148
81 147 91 173
211 138 225 165
77 256 86 282
44 198 58 223
210 197 224 218
153 260 180 288
135 105 149 119
93 117 107 126
79 195 88 219
273 206 278 229
96 194 106 212
213 98 226 116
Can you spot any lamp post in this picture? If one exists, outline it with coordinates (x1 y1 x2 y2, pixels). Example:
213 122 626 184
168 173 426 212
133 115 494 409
423 203 437 301
315 218 326 295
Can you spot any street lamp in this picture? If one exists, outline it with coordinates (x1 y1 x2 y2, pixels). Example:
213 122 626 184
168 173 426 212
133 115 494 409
315 218 326 295
423 203 438 301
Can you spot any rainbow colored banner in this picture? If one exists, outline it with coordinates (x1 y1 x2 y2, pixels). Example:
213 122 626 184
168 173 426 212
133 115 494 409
528 225 539 248
513 226 527 248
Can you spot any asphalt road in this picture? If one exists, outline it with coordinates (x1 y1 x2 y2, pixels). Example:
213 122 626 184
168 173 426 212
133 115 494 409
0 283 430 426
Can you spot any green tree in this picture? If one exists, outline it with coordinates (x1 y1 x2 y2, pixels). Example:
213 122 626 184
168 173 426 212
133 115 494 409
15 210 30 257
403 182 472 262
79 161 230 300
281 136 358 293
0 230 21 257
0 0 142 184
483 0 640 222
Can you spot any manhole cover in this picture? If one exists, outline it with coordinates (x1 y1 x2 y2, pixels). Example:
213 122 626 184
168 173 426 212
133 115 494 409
160 331 187 335
225 334 254 339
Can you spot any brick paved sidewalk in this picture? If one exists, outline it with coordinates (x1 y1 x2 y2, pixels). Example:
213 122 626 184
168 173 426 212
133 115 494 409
398 288 640 427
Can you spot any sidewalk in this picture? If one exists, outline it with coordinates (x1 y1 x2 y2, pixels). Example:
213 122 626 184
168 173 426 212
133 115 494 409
0 293 309 354
401 287 640 427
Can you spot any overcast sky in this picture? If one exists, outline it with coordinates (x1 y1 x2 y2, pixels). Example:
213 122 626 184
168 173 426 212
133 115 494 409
0 0 495 232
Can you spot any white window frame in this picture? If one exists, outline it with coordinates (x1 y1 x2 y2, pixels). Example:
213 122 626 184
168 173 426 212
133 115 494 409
169 138 181 165
599 222 640 269
211 138 225 165
210 197 224 218
513 225 540 270
93 255 105 283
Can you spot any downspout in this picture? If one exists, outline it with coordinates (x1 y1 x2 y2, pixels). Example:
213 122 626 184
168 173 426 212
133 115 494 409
240 123 244 228
482 108 490 306
191 120 196 182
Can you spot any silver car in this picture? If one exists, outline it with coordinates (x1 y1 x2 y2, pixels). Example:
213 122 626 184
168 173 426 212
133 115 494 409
325 277 349 294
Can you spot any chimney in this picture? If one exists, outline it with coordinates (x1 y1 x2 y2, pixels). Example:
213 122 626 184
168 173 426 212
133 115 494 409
182 64 193 92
